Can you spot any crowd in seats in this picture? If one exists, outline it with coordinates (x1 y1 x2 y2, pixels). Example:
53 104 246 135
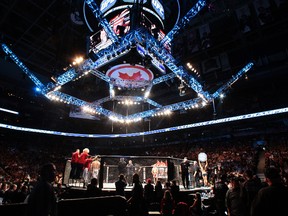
263 138 288 186
0 135 261 191
0 133 288 216
0 140 66 205
122 138 259 185
0 135 277 185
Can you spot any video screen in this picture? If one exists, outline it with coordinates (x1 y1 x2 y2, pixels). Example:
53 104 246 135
89 7 166 53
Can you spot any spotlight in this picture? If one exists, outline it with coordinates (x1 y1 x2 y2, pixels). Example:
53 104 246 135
144 91 150 98
35 87 41 92
73 56 84 65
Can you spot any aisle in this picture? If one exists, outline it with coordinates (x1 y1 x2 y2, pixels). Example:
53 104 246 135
257 150 265 181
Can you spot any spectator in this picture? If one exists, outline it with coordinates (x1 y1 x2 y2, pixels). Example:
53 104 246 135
144 178 154 205
0 182 8 199
243 169 261 212
190 192 203 216
154 180 163 203
173 201 190 216
2 183 17 204
251 167 288 216
85 177 102 197
14 185 28 203
170 180 180 202
213 174 228 216
164 181 171 191
115 174 127 196
55 183 65 200
160 190 175 216
27 163 57 216
127 173 148 216
225 177 247 216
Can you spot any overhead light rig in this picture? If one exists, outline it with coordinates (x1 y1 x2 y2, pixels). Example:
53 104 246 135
1 0 253 124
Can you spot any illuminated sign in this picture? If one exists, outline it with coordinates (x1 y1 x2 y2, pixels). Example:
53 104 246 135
106 64 153 88
151 0 165 20
100 0 117 13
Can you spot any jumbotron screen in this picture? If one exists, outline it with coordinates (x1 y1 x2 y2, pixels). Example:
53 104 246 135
90 0 166 52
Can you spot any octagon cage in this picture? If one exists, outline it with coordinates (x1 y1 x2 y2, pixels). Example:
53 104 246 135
63 155 197 190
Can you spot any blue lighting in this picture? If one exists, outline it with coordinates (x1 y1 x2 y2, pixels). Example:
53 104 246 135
1 1 254 123
85 0 119 43
161 0 206 45
0 107 19 115
212 62 254 99
0 107 287 138
1 44 45 93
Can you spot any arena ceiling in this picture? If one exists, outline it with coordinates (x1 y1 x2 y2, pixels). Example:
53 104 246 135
0 0 288 134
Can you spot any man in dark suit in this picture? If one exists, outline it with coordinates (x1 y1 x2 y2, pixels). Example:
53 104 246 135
180 157 190 189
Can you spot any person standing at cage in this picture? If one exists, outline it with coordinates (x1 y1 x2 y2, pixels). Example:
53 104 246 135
198 152 209 187
199 160 209 186
126 160 134 186
180 157 190 189
77 148 90 180
70 149 80 180
118 157 127 176
151 163 159 184
90 156 100 180
83 155 94 188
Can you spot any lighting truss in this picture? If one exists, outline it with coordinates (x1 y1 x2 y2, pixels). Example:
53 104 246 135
85 0 119 43
161 0 206 46
212 62 254 98
93 96 162 108
1 0 254 123
1 107 287 138
1 44 45 91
